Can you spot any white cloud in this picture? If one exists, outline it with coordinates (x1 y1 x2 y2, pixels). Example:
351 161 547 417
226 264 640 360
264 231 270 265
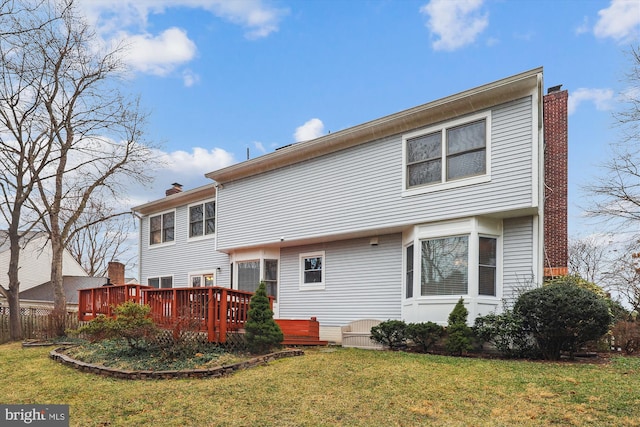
568 88 614 115
593 0 640 42
420 0 488 51
80 0 287 40
157 146 235 173
182 69 200 87
575 16 590 35
253 141 267 154
120 27 197 76
78 0 288 80
294 118 325 142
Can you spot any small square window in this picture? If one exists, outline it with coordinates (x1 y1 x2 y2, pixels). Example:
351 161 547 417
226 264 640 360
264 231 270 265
149 212 175 245
300 252 325 290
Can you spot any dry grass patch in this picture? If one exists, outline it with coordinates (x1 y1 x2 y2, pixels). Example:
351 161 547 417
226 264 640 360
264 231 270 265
1 343 639 426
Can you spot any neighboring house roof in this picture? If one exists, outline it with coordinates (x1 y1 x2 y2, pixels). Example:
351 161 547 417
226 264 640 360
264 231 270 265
0 230 47 253
206 67 543 184
132 183 217 216
19 276 106 304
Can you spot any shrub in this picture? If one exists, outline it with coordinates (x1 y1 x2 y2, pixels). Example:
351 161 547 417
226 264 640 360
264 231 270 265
445 298 473 356
611 320 640 354
77 302 157 350
370 320 407 350
473 311 539 358
245 281 283 354
405 322 444 353
514 283 612 360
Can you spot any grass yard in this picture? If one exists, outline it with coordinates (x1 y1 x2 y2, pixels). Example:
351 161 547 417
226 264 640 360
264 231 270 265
1 342 639 427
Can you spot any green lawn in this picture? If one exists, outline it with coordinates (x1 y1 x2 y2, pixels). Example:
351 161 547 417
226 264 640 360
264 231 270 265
1 342 639 426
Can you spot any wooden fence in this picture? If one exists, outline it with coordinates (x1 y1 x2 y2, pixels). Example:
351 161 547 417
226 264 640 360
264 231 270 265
0 306 83 344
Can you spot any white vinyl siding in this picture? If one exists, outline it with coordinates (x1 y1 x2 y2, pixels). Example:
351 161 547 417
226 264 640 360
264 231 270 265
502 216 536 305
279 234 402 327
216 97 534 251
139 203 230 288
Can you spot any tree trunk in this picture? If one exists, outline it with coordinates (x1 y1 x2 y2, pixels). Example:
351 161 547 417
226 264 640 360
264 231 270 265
50 235 67 337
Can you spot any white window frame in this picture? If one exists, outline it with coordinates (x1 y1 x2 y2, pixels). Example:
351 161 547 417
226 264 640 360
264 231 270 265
187 199 216 241
148 275 173 289
188 271 216 288
148 209 176 248
299 251 325 290
406 218 502 301
402 111 492 197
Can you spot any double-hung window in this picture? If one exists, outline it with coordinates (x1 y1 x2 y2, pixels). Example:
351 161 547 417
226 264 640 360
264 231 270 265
300 251 324 290
149 212 175 245
189 201 215 238
478 237 497 296
405 114 489 190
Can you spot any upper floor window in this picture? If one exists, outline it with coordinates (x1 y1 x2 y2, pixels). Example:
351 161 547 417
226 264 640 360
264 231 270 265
150 212 174 245
404 113 489 191
189 201 215 238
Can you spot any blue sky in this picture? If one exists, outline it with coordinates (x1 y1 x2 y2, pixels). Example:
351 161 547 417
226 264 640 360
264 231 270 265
78 0 640 239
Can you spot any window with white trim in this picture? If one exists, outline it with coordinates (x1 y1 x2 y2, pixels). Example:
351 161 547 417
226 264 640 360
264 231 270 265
189 201 215 238
264 259 278 300
405 115 488 189
421 236 469 296
190 273 214 287
148 276 173 288
478 237 497 296
237 260 260 294
405 244 414 299
300 251 324 289
149 211 175 245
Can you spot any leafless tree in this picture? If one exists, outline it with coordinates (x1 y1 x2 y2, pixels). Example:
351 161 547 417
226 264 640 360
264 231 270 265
586 45 640 226
0 0 155 337
603 242 640 315
67 204 136 277
568 236 610 284
0 0 67 340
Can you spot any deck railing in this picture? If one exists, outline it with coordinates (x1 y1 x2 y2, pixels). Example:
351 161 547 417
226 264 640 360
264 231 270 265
79 285 272 343
78 284 152 321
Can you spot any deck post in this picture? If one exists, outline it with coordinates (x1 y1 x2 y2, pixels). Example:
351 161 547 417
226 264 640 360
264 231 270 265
207 288 214 342
219 288 228 343
171 288 178 323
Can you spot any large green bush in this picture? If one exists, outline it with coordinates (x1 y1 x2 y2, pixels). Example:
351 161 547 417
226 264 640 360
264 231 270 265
77 301 157 350
445 298 473 356
473 310 539 359
514 283 612 360
245 281 283 354
370 320 407 350
405 321 444 353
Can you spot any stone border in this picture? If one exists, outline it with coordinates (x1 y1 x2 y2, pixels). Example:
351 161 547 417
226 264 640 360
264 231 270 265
49 347 304 380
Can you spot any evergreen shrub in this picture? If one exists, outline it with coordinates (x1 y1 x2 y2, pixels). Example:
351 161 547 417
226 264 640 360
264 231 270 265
245 281 283 354
445 298 473 356
370 320 407 350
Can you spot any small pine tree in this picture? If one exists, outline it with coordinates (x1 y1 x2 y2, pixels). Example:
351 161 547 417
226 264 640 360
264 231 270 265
245 281 284 354
445 298 473 356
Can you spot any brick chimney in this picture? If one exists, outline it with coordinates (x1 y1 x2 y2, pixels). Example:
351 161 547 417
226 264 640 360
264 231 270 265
107 261 125 286
166 182 183 197
543 85 568 278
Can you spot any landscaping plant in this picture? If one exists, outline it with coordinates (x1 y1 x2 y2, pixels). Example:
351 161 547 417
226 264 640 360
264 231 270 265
370 320 407 350
514 281 612 360
245 281 283 354
473 310 539 358
405 321 444 353
445 298 473 356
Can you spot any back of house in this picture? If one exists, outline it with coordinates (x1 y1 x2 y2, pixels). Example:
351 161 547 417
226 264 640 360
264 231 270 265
137 68 568 343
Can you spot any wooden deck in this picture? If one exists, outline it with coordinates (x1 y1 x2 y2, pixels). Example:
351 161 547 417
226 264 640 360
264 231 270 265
78 285 326 345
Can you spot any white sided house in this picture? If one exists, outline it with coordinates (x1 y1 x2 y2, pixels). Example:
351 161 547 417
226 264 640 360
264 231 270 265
136 68 568 343
0 231 88 293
